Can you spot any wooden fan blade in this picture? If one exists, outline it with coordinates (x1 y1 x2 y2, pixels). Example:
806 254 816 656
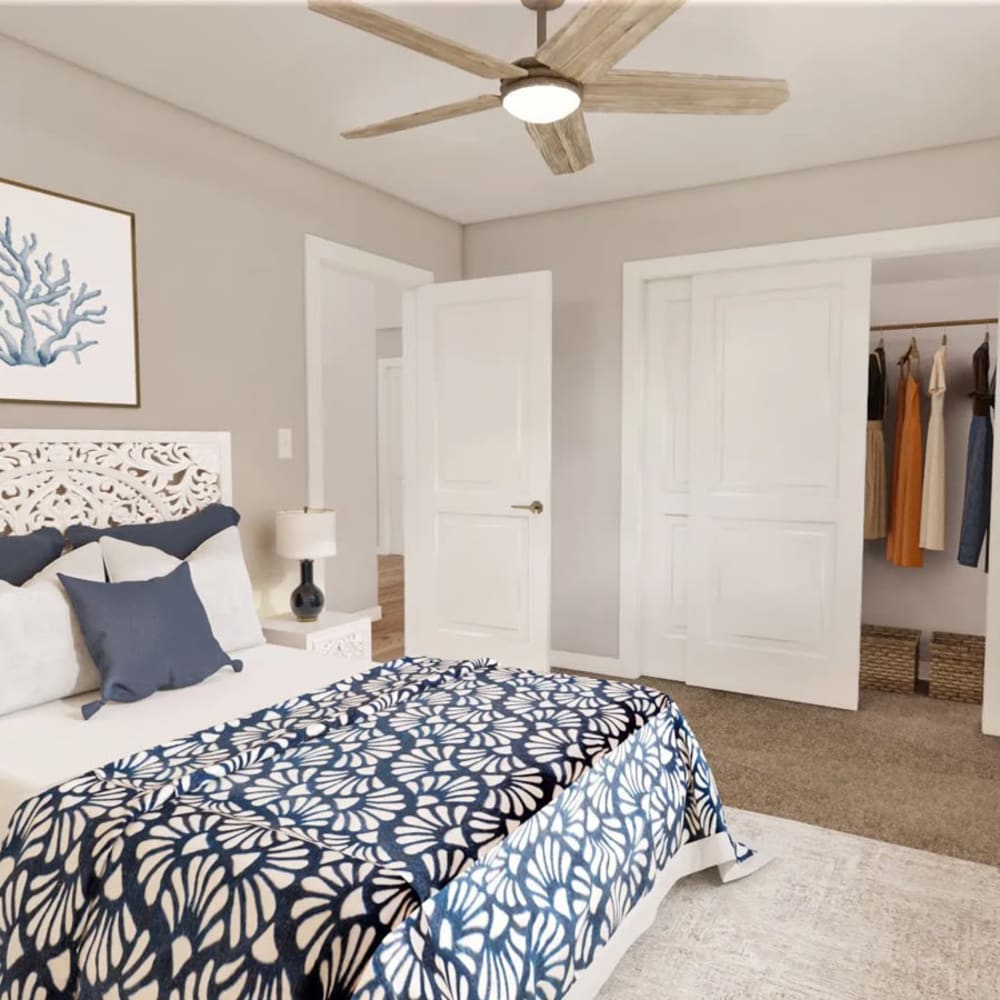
583 69 790 114
343 95 501 139
309 0 528 81
525 110 595 175
535 0 685 82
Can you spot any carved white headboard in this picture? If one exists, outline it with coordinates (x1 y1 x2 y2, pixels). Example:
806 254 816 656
0 430 232 535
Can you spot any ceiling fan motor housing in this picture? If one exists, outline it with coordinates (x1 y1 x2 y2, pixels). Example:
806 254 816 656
502 58 579 92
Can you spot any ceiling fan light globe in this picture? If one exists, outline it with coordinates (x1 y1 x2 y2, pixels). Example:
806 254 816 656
501 78 581 124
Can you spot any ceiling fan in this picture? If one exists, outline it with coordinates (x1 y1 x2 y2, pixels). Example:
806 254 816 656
308 0 790 175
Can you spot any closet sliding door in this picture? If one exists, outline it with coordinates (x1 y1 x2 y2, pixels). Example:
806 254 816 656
687 258 871 709
637 278 692 680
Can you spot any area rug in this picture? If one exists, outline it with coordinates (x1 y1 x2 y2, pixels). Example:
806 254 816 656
598 808 1000 1000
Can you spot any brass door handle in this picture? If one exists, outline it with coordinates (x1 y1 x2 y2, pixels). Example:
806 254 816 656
510 500 544 514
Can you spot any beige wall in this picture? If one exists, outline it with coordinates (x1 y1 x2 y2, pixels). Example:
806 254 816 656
0 36 461 612
464 138 1000 658
376 327 402 359
319 269 378 617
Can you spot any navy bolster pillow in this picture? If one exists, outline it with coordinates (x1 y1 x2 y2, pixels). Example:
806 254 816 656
0 527 65 586
66 503 240 559
59 561 242 720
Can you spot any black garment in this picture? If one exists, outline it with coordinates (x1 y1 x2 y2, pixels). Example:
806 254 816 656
972 341 992 416
867 346 887 420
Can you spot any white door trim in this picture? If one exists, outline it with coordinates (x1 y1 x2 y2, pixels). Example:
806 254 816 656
620 216 1000 733
303 234 433 514
376 357 403 556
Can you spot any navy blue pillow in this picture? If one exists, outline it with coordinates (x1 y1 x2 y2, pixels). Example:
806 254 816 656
0 527 65 586
59 562 242 720
65 503 240 559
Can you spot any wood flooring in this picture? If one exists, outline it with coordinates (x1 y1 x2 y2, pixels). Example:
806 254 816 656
373 554 404 661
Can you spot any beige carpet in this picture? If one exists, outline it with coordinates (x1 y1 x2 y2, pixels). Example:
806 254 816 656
599 808 1000 1000
373 559 1000 865
629 678 1000 867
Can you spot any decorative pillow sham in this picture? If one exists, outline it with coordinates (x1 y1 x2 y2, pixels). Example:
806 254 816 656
0 526 65 586
99 526 264 653
0 544 103 717
65 503 240 560
59 562 243 720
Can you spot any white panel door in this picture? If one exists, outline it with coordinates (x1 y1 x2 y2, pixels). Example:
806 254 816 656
640 278 692 680
688 258 871 709
404 272 551 670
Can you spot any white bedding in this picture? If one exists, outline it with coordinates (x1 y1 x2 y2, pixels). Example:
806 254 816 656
0 643 373 835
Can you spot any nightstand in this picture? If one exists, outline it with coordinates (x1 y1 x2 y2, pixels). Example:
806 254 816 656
261 611 373 662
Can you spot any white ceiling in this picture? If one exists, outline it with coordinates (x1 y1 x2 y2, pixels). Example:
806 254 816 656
3 1 1000 224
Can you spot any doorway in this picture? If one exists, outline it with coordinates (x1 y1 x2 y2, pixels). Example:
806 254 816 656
377 354 404 660
862 248 1000 706
304 235 432 660
304 238 554 670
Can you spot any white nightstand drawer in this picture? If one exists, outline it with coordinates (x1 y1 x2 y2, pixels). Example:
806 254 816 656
261 612 372 662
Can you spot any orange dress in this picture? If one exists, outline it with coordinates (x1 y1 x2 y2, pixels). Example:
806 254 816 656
886 358 924 567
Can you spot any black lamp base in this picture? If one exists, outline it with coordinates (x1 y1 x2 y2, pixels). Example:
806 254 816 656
291 559 325 622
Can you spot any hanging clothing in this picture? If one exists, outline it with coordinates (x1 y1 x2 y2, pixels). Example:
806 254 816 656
958 341 993 568
887 355 924 568
864 346 888 539
919 344 947 551
886 358 907 556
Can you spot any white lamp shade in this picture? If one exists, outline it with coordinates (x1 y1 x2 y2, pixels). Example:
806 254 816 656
276 509 337 560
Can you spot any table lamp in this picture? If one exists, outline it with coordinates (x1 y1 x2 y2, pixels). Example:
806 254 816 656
275 508 337 621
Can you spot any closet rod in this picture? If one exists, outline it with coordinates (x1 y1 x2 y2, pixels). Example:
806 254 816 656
870 317 998 332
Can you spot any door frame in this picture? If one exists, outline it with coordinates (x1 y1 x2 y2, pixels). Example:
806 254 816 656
376 357 403 556
303 235 432 596
619 216 1000 735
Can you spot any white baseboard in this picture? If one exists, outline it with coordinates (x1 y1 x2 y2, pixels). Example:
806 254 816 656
550 649 625 676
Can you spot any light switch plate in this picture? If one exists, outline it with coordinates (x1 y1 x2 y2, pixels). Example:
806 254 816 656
278 428 293 460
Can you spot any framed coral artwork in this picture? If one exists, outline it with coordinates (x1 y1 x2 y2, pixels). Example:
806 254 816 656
0 177 139 407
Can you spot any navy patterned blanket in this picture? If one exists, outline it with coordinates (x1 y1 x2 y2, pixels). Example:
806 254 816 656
0 657 752 998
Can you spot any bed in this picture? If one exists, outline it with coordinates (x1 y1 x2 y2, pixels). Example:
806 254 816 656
0 431 762 999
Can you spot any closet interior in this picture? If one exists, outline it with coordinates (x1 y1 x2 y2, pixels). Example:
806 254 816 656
861 248 1000 706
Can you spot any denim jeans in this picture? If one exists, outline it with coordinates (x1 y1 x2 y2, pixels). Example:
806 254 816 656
958 414 993 568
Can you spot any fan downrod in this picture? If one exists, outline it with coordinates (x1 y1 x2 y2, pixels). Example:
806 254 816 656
520 0 565 47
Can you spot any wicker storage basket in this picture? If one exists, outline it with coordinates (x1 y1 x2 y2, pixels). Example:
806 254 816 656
860 625 920 694
929 631 985 704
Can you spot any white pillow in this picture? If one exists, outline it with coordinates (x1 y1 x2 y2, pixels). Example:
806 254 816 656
0 543 103 716
100 526 264 654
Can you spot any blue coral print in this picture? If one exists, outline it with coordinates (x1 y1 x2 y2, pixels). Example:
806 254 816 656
0 216 106 368
0 657 752 998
